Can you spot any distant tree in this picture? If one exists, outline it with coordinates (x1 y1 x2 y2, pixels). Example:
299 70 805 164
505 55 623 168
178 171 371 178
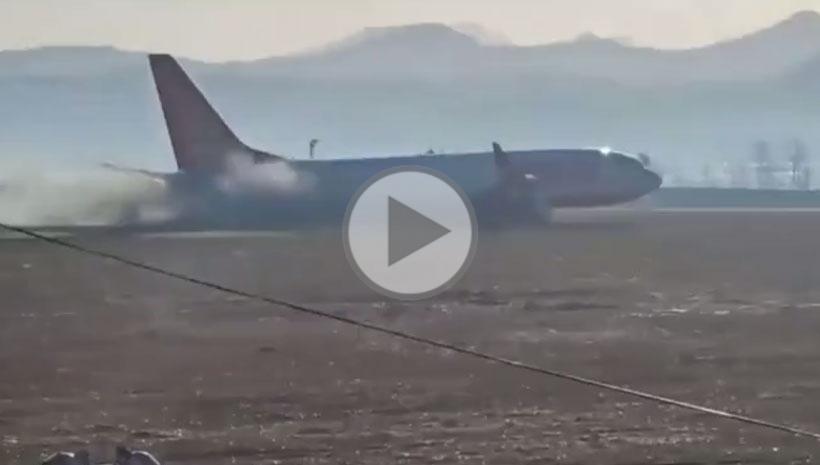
700 164 715 187
753 140 775 189
789 139 810 190
727 160 750 188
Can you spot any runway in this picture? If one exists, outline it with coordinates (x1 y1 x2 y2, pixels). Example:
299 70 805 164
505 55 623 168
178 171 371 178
1 210 819 464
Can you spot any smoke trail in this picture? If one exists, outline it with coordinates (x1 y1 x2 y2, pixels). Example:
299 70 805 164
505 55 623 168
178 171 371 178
0 167 175 226
0 154 318 227
216 153 316 196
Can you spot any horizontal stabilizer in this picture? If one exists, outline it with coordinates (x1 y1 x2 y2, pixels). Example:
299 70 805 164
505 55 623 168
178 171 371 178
100 162 168 184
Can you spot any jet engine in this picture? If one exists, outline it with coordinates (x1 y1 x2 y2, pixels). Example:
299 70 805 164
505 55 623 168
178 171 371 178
480 142 553 226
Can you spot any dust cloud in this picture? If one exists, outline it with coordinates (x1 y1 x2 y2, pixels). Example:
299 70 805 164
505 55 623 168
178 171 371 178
216 153 316 196
0 167 174 226
0 156 319 227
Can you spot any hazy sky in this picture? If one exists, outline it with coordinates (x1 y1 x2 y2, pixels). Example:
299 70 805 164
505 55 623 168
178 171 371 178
4 0 820 61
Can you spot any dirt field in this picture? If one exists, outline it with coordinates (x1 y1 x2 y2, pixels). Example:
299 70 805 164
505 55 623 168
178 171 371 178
2 210 820 464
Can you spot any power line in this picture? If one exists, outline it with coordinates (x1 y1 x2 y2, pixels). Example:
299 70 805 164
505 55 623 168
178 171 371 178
1 221 819 441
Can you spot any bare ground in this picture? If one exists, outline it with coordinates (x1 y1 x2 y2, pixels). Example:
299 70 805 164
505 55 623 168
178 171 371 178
2 210 820 464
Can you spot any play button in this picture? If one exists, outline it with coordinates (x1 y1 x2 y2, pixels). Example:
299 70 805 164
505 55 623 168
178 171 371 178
344 167 477 300
388 197 451 266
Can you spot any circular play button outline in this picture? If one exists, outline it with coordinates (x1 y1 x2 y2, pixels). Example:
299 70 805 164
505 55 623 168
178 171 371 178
343 166 477 301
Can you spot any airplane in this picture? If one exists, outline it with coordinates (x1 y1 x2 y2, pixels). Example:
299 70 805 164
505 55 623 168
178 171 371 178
105 54 662 228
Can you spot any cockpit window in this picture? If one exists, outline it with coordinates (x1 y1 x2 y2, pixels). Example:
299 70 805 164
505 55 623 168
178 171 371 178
609 152 645 170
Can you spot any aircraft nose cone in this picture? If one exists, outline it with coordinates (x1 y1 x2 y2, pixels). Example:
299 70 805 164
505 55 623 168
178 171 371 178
645 169 662 191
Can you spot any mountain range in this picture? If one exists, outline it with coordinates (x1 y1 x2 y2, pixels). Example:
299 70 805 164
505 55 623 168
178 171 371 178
1 11 820 180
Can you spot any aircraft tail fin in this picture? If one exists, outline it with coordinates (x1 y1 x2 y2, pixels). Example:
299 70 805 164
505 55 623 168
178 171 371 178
149 54 248 173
